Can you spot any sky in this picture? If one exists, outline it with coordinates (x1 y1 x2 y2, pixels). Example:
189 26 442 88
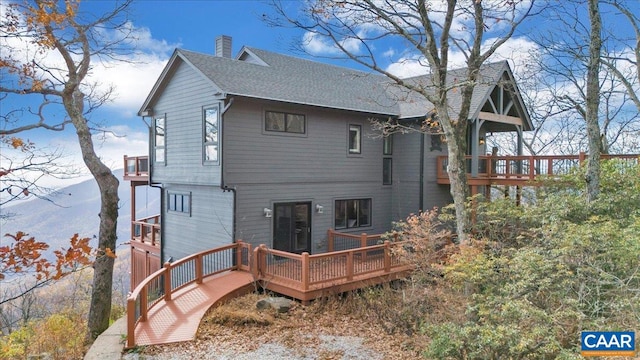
1 0 638 192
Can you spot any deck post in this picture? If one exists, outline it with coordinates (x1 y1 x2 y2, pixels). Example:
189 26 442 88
140 287 148 322
529 155 535 180
579 151 586 164
252 246 261 279
346 251 354 281
235 241 243 270
195 254 203 285
301 252 310 291
384 241 391 273
126 298 135 349
327 229 334 253
163 262 172 302
360 233 368 261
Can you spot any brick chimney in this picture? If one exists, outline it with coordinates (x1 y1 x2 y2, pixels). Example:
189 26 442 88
215 35 232 58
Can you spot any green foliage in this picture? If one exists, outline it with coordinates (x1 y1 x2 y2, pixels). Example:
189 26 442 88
418 160 640 359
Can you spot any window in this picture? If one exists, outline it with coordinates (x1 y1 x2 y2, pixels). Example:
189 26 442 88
334 199 371 229
383 158 392 185
348 125 361 154
383 134 392 184
203 106 219 163
154 117 165 163
265 111 305 134
383 134 393 155
167 192 190 214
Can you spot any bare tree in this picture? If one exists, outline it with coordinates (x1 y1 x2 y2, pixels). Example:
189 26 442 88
0 0 134 341
270 0 537 242
585 0 603 202
602 0 640 113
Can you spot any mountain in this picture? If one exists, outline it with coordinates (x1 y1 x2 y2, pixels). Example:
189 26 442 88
0 169 160 258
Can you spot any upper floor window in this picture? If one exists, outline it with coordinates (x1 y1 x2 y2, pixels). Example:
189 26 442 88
167 191 191 215
383 134 393 155
203 106 219 163
334 198 371 229
153 117 165 163
265 111 305 134
348 124 361 154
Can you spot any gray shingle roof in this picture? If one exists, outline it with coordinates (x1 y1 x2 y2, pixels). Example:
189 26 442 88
142 46 528 127
178 48 398 115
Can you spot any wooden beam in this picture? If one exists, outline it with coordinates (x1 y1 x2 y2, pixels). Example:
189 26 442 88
478 111 523 126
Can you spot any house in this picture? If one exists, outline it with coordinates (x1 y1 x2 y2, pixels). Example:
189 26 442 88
124 35 533 287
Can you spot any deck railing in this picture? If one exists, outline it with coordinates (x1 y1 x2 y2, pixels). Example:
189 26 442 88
124 155 149 179
131 215 161 248
253 240 409 292
126 241 252 349
437 153 640 183
326 229 398 252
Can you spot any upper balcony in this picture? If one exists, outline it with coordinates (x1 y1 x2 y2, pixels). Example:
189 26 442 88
124 155 149 183
437 153 640 186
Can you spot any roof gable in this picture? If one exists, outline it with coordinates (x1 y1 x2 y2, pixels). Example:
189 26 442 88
138 50 225 116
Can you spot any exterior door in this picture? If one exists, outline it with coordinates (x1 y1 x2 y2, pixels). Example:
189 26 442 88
273 202 311 254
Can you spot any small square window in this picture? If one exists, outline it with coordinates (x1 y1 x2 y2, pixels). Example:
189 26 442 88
349 125 361 154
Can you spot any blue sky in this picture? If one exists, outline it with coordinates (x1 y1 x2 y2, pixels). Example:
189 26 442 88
1 0 638 190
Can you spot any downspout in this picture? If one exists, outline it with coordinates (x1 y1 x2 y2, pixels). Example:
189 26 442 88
419 131 425 211
143 114 165 263
220 97 236 242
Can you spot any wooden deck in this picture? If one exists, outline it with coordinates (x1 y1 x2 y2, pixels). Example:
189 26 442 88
126 234 412 349
436 153 639 186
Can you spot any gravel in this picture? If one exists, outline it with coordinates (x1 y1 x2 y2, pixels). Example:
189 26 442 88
123 335 382 360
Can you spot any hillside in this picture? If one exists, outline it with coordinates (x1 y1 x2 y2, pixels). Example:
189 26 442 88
1 169 160 254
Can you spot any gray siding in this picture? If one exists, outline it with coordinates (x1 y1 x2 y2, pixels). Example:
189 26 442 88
224 98 393 252
162 184 233 262
233 183 392 253
151 60 223 186
422 136 453 211
392 131 452 221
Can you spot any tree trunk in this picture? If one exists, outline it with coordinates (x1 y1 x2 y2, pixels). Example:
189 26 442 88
439 105 470 244
585 0 603 203
64 90 120 342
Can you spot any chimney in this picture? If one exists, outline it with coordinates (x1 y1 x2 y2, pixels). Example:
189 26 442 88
215 35 232 58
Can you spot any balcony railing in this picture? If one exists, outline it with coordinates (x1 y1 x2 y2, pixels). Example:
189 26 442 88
124 155 149 181
131 215 161 248
437 153 640 185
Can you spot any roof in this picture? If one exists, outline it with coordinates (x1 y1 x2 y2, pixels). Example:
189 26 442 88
139 46 532 130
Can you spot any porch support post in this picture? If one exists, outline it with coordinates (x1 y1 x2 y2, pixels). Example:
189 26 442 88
471 118 479 178
470 118 486 178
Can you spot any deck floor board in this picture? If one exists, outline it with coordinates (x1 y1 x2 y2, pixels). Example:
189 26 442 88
134 271 254 346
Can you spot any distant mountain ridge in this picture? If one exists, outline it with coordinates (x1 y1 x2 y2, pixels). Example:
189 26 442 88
0 169 160 256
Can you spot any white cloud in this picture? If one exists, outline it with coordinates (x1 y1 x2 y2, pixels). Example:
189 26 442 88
384 36 540 79
302 31 363 56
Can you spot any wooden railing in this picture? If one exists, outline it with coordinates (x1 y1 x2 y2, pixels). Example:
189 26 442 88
326 229 392 252
124 155 149 179
253 240 409 293
437 153 640 184
126 241 252 349
131 215 161 248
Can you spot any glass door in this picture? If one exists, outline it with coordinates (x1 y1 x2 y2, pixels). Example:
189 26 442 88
273 202 311 254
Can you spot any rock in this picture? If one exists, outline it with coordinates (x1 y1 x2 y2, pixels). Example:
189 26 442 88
256 297 293 313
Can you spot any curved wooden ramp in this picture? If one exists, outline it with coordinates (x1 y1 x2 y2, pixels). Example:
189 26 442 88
134 271 255 346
